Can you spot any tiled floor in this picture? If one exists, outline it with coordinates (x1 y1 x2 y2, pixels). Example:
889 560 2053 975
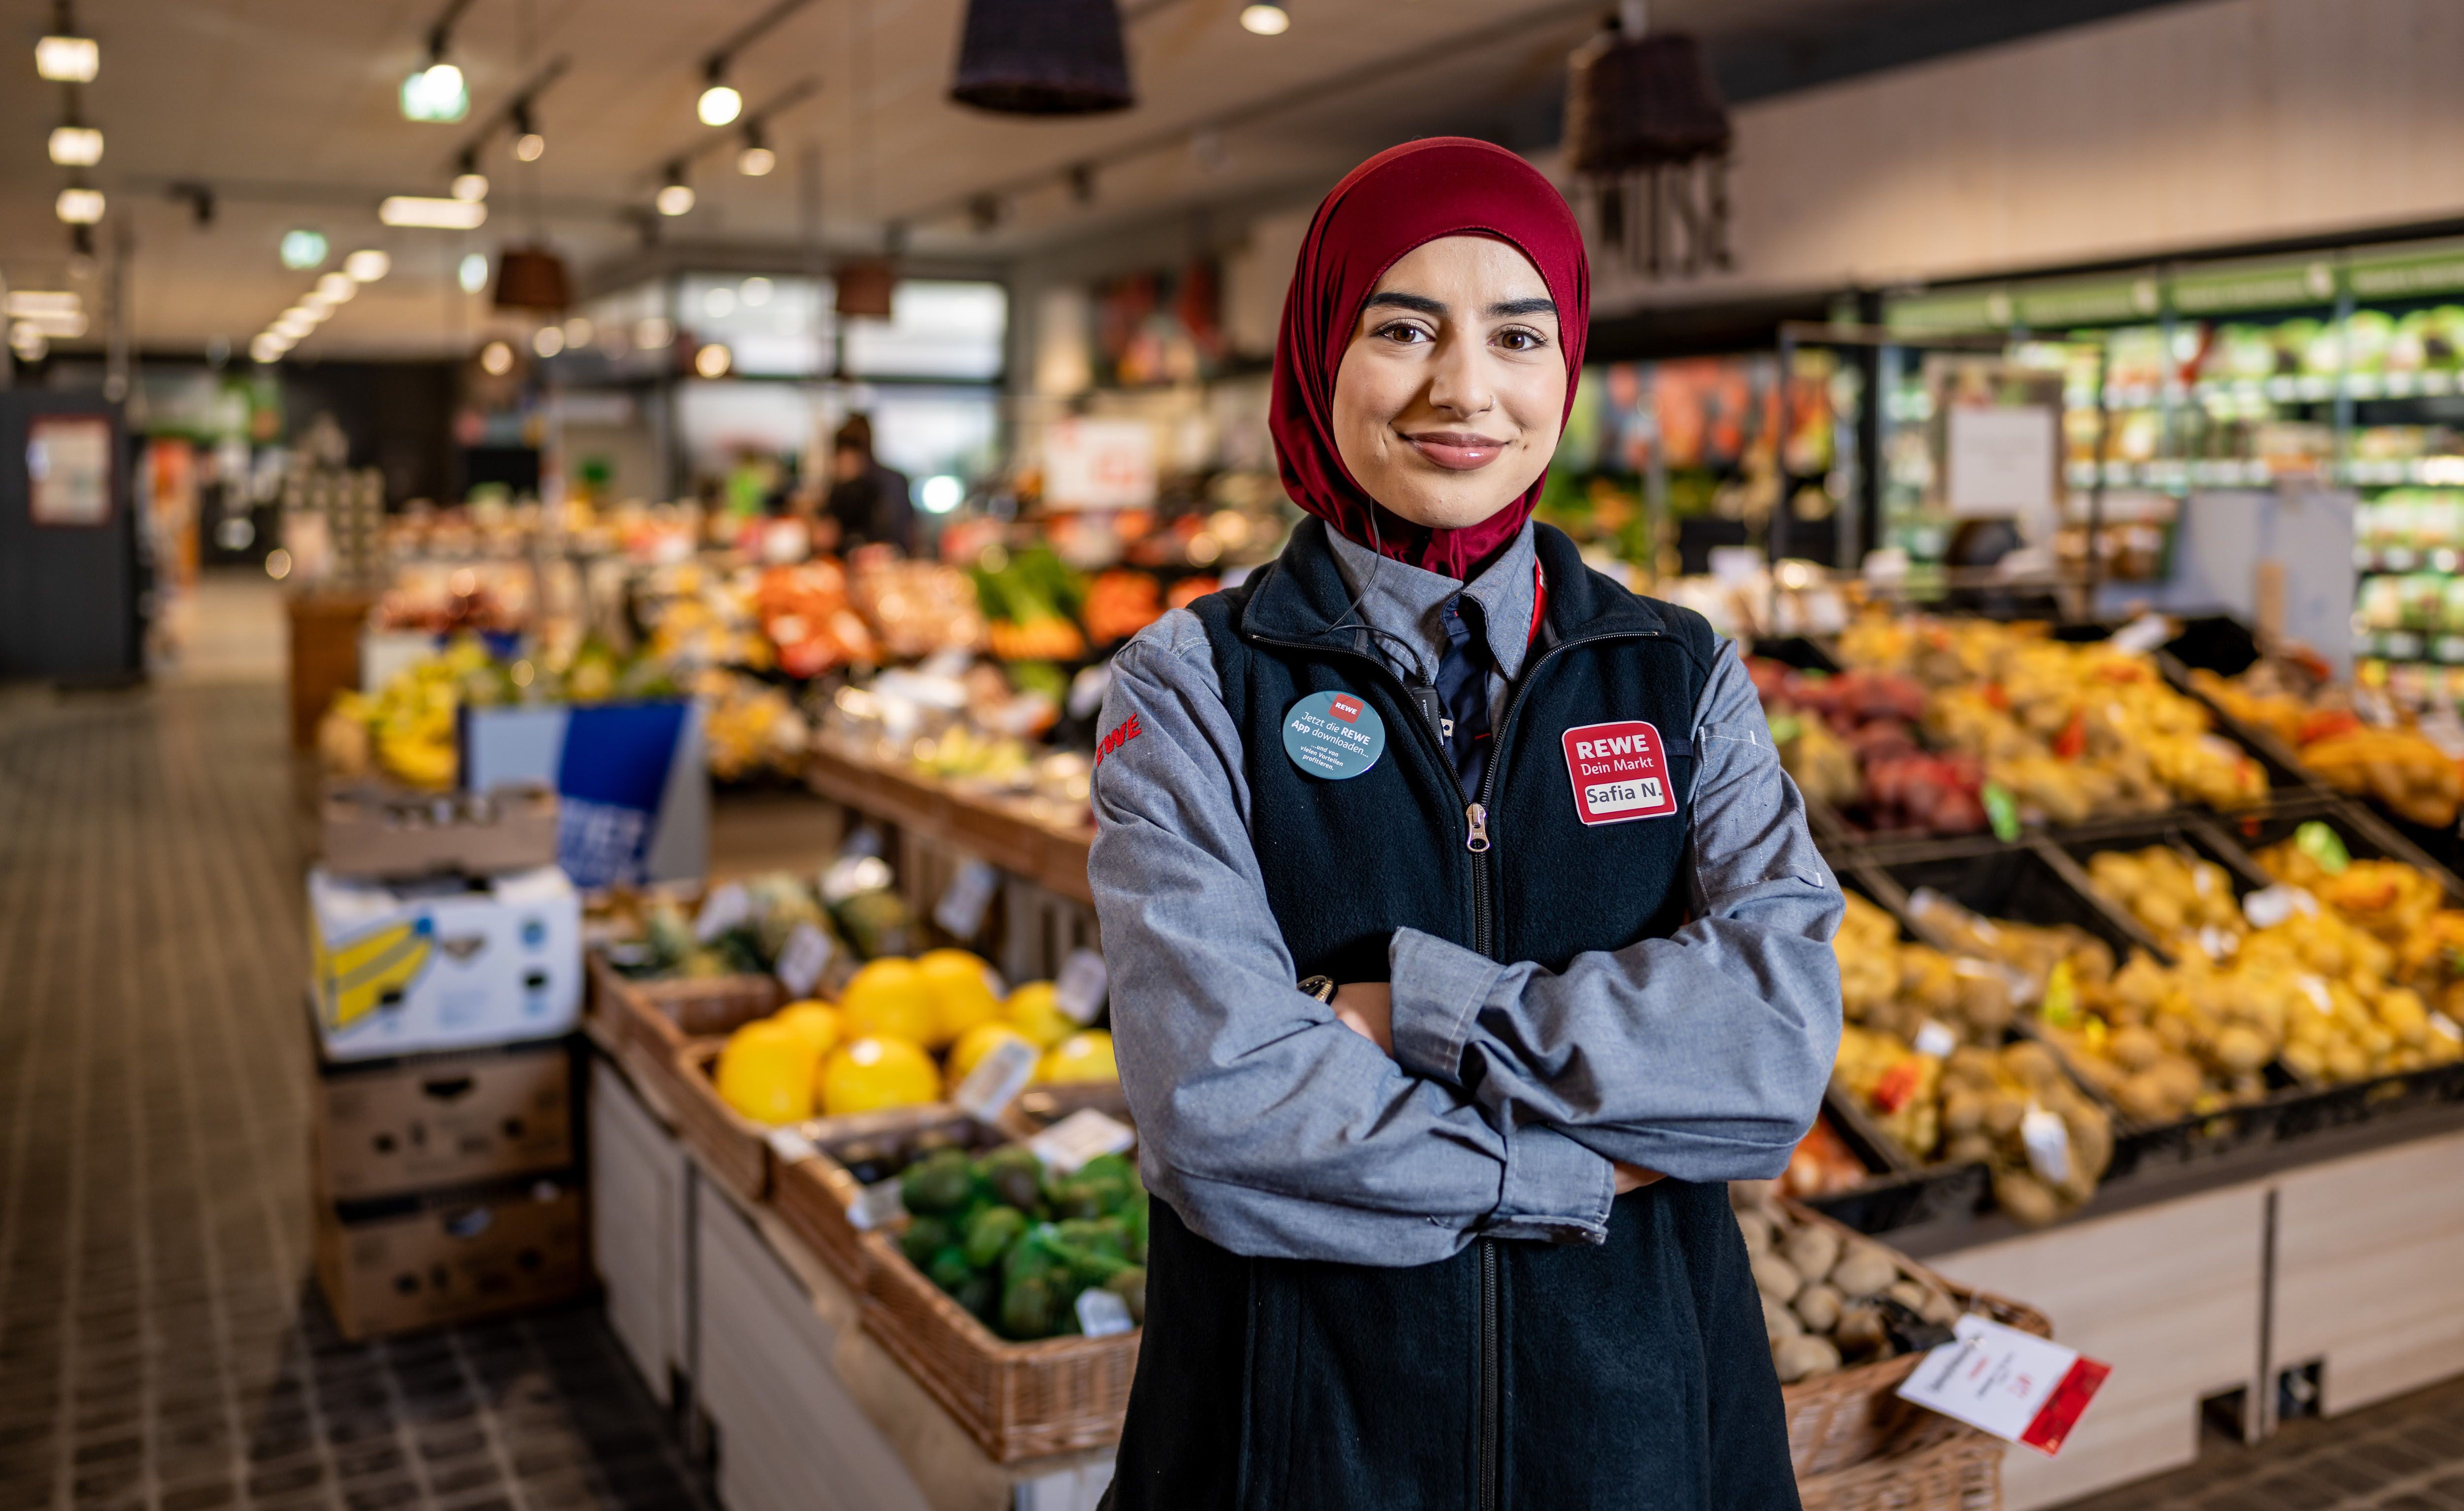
0 682 707 1511
3 652 2462 1511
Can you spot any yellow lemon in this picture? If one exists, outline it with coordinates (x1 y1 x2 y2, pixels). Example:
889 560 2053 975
949 1021 1035 1082
1035 1030 1118 1084
714 1020 818 1125
774 1000 843 1059
917 948 1004 1048
820 1035 942 1117
839 958 937 1046
1006 980 1077 1049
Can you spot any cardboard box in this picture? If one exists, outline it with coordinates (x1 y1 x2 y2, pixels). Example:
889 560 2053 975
309 865 582 1060
314 1176 586 1341
314 1037 574 1201
321 782 558 880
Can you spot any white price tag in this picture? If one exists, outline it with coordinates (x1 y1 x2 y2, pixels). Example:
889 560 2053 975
1074 1287 1135 1338
774 922 837 999
821 853 893 904
694 882 752 942
951 1036 1041 1121
1028 1109 1136 1175
2431 1011 2463 1044
934 860 1000 941
1896 1314 2111 1456
848 1177 907 1233
1913 1020 1959 1059
2243 884 2318 930
2019 1104 2072 1185
764 1127 817 1165
1053 949 1110 1025
2108 612 2172 655
2197 925 2239 962
2297 974 2334 1013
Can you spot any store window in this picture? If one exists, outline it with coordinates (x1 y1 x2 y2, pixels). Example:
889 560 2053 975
843 281 1007 381
677 273 834 377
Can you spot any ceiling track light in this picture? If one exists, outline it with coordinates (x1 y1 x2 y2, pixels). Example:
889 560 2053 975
655 163 695 217
1238 2 1290 35
698 62 743 127
401 0 475 122
737 119 775 177
513 101 545 161
452 150 489 201
968 194 1002 234
49 122 103 168
36 0 98 83
56 184 105 225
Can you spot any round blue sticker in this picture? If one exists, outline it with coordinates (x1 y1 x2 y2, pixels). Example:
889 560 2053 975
1283 690 1385 779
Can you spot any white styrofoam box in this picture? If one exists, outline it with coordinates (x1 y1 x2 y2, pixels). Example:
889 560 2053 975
1927 1182 2268 1511
590 1057 690 1405
695 1188 934 1511
2272 1127 2464 1416
308 864 581 1060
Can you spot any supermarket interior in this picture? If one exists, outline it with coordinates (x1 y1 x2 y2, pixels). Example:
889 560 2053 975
11 1 2464 1509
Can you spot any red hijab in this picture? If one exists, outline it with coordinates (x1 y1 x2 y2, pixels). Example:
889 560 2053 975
1269 137 1589 581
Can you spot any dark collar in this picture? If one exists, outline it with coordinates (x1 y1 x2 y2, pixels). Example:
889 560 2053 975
1240 516 1671 648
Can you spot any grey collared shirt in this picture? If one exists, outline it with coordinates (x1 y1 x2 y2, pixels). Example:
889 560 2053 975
1086 521 1844 1267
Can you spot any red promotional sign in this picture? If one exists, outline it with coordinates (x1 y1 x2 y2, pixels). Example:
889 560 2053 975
1561 720 1678 826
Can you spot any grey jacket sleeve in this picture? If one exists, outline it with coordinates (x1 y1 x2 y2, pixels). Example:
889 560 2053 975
1386 639 1845 1184
1087 611 1616 1265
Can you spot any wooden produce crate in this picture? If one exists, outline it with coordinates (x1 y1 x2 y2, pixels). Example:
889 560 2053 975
856 1228 1138 1463
1777 1202 2049 1479
585 951 781 1127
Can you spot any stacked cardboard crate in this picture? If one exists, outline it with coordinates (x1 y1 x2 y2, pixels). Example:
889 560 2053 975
306 784 590 1339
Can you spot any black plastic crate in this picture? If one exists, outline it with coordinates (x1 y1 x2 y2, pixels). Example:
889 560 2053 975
1801 1088 1992 1237
2205 795 2464 905
2035 814 2273 958
1857 835 2153 965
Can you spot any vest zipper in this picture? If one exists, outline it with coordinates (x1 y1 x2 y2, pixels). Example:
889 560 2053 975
1478 1236 1501 1511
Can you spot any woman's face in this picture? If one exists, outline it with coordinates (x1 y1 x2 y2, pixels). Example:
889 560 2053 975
1331 235 1568 533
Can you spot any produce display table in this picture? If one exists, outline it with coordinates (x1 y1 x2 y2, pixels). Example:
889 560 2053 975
589 1043 1117 1511
804 740 1094 907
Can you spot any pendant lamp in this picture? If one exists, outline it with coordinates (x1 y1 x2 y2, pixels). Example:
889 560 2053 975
949 0 1134 116
493 245 573 311
835 258 897 319
1563 29 1730 173
1563 16 1734 278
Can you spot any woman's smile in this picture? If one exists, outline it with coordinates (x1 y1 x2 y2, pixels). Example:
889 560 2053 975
1401 429 1510 470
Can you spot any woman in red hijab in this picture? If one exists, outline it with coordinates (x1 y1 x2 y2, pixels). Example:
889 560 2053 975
1088 139 1842 1509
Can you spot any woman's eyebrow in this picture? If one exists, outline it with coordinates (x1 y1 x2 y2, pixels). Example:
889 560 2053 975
1365 291 1446 316
1487 297 1558 318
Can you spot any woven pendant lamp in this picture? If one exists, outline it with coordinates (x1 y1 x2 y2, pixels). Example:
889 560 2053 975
950 0 1134 116
493 245 573 311
835 258 897 319
1564 28 1731 173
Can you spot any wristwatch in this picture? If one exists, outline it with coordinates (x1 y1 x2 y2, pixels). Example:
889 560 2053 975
1298 974 1336 1004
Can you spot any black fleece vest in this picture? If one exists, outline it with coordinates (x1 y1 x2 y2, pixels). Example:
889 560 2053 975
1102 520 1801 1511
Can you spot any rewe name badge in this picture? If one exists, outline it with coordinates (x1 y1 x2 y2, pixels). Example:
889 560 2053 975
1283 690 1384 779
1562 720 1677 825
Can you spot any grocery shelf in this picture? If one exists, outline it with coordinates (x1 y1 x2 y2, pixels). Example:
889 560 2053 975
803 738 1095 906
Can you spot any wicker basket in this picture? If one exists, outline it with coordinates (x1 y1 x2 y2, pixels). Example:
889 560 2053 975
856 1229 1138 1463
772 1106 1014 1289
586 953 783 1132
1778 1202 2050 1478
671 1040 781 1202
1797 1415 2006 1511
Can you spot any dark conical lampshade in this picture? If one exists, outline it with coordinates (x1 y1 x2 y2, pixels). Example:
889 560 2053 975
950 0 1134 116
835 258 897 319
1564 30 1732 173
493 245 573 311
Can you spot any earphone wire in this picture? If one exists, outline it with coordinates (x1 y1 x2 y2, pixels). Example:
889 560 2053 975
1325 504 1437 685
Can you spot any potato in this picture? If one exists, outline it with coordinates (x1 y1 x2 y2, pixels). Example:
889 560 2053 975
1793 1282 1844 1335
2214 1025 2272 1074
1752 1253 1805 1305
1993 1168 2061 1228
1762 1290 1803 1341
1830 1243 1897 1300
2109 1024 2163 1073
1782 1224 1841 1286
1735 1208 1774 1259
1773 1334 1843 1383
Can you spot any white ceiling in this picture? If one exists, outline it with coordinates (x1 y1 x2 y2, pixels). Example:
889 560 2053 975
0 0 2004 360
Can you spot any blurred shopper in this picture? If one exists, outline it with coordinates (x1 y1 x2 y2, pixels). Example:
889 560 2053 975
1088 139 1842 1509
824 414 916 554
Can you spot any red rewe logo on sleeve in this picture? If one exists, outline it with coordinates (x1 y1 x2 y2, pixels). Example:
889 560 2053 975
1094 713 1144 767
1561 720 1678 825
1329 694 1364 724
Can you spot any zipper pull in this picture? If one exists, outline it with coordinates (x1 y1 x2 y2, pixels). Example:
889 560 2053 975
1464 802 1491 853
